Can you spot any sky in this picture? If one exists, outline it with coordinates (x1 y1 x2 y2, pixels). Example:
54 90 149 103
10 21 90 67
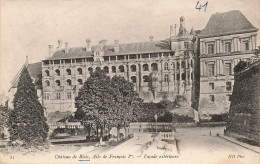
1 0 260 94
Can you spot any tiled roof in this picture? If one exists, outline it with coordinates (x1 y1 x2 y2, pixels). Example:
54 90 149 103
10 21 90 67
11 62 42 88
46 40 172 60
200 10 258 37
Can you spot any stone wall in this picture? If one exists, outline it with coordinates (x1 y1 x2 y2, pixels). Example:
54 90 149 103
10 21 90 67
225 61 260 145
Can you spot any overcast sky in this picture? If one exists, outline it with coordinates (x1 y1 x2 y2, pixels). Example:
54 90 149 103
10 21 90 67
1 0 260 94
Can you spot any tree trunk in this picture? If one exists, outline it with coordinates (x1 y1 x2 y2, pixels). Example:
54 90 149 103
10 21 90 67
117 126 120 141
87 124 91 137
124 126 128 138
108 127 111 138
101 127 103 138
96 127 99 138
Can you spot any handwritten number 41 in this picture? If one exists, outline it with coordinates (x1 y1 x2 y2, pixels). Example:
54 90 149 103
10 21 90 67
196 1 208 12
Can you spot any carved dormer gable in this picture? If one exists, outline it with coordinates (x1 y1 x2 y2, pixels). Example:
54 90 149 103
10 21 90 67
94 44 104 62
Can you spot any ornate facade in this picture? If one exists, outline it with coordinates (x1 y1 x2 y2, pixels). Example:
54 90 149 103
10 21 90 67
41 17 196 114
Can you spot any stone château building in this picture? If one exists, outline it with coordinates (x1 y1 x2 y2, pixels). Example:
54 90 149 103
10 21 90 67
42 16 197 113
8 10 259 120
198 10 259 117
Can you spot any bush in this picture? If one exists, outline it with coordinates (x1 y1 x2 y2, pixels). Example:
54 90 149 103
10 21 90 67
172 114 194 123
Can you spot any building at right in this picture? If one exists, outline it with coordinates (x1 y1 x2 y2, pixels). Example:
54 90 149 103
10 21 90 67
197 10 259 118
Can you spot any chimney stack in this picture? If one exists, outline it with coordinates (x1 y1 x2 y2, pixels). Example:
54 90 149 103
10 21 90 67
65 42 69 53
86 39 91 52
114 40 119 53
170 25 174 38
57 39 63 50
48 45 53 57
149 36 154 41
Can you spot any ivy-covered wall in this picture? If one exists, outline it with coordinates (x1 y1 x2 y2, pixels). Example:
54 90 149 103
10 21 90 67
226 61 260 145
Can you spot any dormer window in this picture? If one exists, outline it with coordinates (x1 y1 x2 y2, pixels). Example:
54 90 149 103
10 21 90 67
208 44 214 54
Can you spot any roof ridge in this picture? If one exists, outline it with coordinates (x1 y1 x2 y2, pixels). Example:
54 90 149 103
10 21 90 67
59 40 167 49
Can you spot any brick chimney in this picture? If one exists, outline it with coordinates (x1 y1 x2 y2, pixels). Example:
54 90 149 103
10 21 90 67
86 39 91 52
65 42 69 53
114 40 119 53
48 45 53 57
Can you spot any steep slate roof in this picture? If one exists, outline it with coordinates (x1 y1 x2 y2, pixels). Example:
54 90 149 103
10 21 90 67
11 62 42 88
200 10 258 37
46 40 172 60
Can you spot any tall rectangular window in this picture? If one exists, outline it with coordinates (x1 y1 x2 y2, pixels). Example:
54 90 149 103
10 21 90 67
164 63 169 70
164 74 169 82
224 63 232 75
209 83 214 90
209 95 215 103
44 93 50 100
184 42 189 49
226 82 232 91
224 42 231 52
208 64 215 76
67 92 72 99
56 92 61 100
243 41 249 51
208 44 214 54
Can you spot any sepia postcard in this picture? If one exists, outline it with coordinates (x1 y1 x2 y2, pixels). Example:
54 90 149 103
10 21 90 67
0 0 260 164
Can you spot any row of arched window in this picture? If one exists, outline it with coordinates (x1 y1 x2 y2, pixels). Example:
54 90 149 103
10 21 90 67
173 60 193 69
45 79 83 87
45 72 192 87
130 74 169 83
172 72 194 81
44 68 83 77
44 60 193 77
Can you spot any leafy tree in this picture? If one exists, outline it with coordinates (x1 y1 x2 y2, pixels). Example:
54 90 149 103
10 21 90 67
75 70 142 140
234 61 247 73
134 103 158 122
75 69 116 138
111 76 142 139
8 68 49 148
134 100 175 123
